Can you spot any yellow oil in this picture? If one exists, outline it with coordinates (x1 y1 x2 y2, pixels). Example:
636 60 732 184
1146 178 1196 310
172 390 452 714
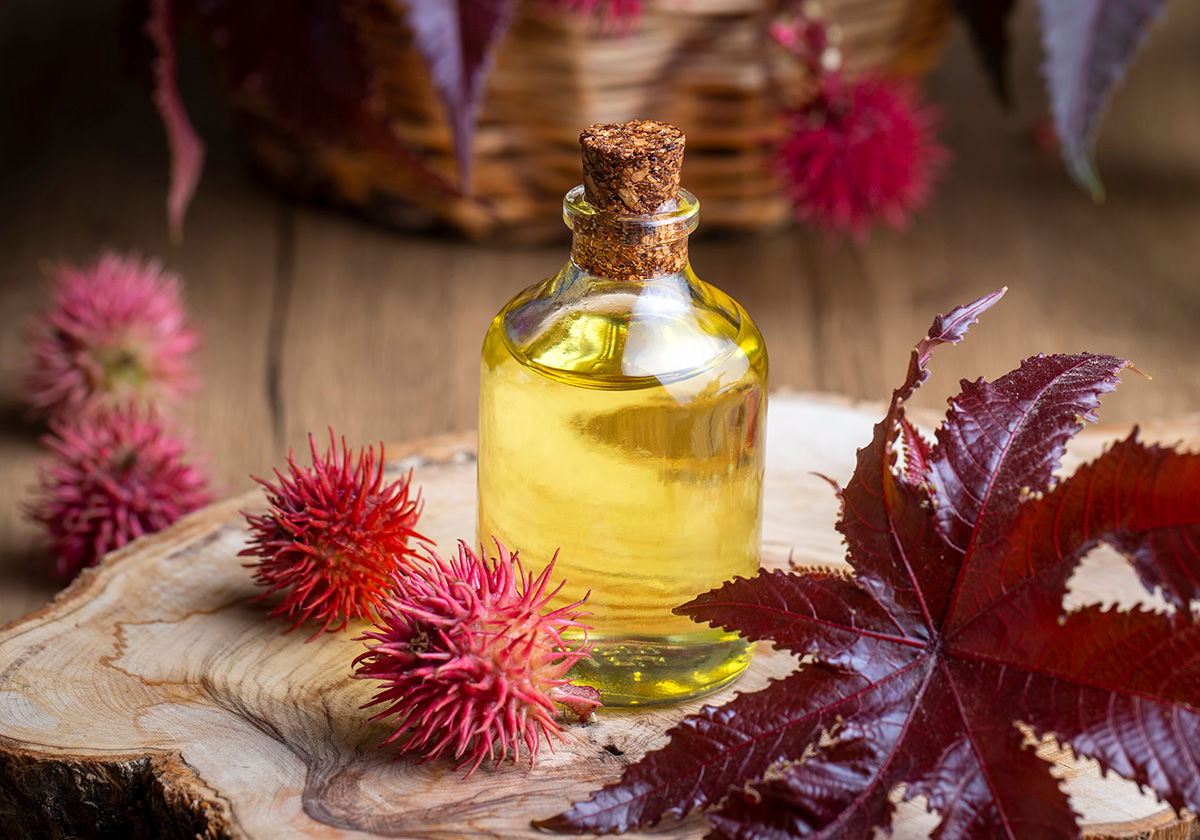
477 268 767 706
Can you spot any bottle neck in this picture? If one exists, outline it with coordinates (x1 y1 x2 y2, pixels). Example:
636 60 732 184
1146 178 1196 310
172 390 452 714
563 185 698 282
571 236 689 281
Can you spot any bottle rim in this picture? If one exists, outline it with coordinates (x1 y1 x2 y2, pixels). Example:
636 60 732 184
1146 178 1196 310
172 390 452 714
563 185 699 237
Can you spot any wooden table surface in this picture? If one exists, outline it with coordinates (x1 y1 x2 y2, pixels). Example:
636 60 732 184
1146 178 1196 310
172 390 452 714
1 0 1198 629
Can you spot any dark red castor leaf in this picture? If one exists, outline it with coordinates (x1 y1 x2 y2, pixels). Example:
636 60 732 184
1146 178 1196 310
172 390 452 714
539 289 1200 839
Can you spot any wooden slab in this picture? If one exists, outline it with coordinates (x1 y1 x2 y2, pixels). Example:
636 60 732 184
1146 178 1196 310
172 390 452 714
2 395 1198 839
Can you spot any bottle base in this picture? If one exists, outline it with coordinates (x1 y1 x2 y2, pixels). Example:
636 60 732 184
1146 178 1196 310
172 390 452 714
568 630 755 707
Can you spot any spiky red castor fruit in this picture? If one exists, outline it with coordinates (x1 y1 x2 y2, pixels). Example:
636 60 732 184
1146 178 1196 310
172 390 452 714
779 75 948 240
24 407 210 580
240 433 426 636
353 540 601 775
23 252 198 420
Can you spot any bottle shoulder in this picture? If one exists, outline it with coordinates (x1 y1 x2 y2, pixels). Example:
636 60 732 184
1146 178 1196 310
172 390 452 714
483 262 766 389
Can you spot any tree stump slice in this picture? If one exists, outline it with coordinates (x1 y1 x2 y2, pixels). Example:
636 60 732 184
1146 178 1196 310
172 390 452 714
2 394 1198 840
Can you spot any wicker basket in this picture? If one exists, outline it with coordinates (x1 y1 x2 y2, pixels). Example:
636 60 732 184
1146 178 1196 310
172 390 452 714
233 0 952 241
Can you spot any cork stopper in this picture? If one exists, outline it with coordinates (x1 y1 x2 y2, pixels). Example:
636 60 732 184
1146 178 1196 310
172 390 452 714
580 121 685 215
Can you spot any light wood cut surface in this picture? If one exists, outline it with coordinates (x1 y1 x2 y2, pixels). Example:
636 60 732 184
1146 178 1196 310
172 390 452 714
0 0 1198 722
1 395 1198 839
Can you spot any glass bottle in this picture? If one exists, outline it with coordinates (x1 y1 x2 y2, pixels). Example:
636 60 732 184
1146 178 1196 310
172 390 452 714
477 121 767 706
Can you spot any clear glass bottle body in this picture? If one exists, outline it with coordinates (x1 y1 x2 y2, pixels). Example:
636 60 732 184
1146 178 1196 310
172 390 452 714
477 187 767 706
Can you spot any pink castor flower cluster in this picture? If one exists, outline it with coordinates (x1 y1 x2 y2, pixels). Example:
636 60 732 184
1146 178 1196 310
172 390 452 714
24 409 211 580
354 540 602 775
779 75 947 240
20 251 207 581
240 433 427 637
770 3 948 239
23 252 198 421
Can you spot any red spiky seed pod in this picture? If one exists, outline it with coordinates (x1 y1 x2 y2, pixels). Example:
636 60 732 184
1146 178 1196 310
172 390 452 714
240 433 426 636
23 408 211 580
778 74 948 240
23 252 198 420
353 540 601 775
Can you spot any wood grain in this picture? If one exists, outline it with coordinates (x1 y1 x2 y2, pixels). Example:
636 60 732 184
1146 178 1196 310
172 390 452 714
1 395 1199 839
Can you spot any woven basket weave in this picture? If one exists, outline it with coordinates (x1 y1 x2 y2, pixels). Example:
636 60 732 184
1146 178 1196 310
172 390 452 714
234 0 952 241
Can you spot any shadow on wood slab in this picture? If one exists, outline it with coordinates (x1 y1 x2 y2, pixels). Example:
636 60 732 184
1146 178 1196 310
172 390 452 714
0 745 235 840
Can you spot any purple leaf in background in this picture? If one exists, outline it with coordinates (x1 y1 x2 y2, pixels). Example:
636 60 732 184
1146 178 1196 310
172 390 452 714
194 0 372 136
143 0 463 238
1034 0 1170 199
146 0 205 242
400 0 517 190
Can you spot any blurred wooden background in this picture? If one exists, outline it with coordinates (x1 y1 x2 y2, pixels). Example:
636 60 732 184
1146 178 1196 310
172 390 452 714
1 0 1198 628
